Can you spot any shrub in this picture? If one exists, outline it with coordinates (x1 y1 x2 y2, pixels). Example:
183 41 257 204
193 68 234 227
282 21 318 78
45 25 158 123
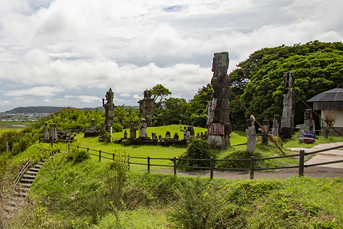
121 139 131 146
177 138 212 170
112 123 123 132
66 148 90 164
216 150 265 169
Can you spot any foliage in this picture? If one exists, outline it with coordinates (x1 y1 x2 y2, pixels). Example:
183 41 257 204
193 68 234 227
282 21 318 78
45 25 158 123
322 110 336 138
65 148 90 164
112 123 123 133
150 84 172 102
216 150 265 169
230 41 343 127
177 138 212 170
169 177 236 229
153 97 189 126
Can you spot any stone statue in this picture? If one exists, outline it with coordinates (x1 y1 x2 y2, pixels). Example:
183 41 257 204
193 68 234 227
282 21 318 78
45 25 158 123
102 88 115 133
138 90 154 127
44 122 49 142
246 116 256 151
207 52 231 148
123 130 127 139
165 131 171 138
139 118 147 138
304 109 315 134
129 123 136 140
272 114 280 137
90 118 96 132
173 133 179 141
280 72 295 139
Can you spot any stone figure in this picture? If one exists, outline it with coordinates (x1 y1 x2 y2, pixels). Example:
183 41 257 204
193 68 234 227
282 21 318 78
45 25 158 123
272 114 280 137
165 131 171 138
139 118 148 138
138 90 154 127
90 118 96 132
206 52 231 148
188 126 195 136
102 88 115 133
44 122 49 142
129 123 136 140
173 133 179 141
281 72 295 139
152 132 158 141
196 133 200 138
261 120 269 145
123 130 127 139
246 116 256 151
180 126 183 131
304 109 315 134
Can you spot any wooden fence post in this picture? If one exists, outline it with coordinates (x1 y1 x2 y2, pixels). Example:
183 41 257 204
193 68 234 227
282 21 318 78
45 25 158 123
173 157 177 176
147 156 150 173
68 144 70 153
99 150 101 162
128 154 130 170
112 153 115 161
250 156 255 179
210 157 214 180
299 150 305 177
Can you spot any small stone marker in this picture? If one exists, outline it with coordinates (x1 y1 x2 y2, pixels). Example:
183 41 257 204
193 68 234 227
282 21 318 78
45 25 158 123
246 116 256 151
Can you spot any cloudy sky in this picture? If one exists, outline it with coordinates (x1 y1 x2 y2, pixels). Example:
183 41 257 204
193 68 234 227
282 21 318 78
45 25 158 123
0 0 342 112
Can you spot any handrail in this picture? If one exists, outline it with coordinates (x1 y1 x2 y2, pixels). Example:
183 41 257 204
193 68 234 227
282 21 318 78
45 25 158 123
9 159 31 192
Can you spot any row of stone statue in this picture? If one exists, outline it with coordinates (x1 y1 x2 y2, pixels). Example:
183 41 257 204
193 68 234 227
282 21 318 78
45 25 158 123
42 123 76 143
246 109 316 151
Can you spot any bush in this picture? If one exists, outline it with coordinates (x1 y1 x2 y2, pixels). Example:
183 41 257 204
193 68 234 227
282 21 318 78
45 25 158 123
66 148 90 164
112 123 123 132
168 177 237 228
121 139 131 146
216 150 265 169
177 138 212 170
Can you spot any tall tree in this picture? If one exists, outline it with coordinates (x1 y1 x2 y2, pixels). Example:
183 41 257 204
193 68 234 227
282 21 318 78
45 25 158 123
150 84 172 102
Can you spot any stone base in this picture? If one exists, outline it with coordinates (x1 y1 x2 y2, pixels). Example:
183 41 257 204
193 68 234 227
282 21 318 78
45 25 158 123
208 135 230 149
280 127 293 140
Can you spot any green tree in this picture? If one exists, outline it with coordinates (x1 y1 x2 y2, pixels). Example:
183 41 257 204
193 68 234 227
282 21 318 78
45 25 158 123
150 84 172 102
229 41 343 126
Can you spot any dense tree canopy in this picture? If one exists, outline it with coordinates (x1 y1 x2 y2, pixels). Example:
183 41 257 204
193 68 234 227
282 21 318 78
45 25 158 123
229 40 343 127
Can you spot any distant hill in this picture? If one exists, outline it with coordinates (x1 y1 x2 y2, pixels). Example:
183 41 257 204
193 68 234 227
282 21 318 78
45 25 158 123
5 106 138 114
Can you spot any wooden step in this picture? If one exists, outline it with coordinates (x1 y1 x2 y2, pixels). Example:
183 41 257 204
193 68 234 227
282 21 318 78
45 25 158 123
26 170 38 175
14 192 27 197
18 183 32 188
30 167 40 172
35 164 43 168
16 187 30 193
22 174 36 179
20 178 34 183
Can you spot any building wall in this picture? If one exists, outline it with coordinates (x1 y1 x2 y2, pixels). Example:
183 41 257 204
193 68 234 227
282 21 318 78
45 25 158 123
321 110 343 127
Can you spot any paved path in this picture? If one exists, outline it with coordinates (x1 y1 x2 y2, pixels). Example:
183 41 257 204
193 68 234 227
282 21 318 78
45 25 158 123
152 142 343 179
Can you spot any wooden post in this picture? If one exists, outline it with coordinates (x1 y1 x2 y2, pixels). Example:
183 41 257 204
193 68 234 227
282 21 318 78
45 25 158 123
299 150 305 177
147 156 150 173
173 157 177 176
250 156 255 179
210 157 214 180
128 154 130 170
113 153 115 161
68 144 70 153
99 150 101 162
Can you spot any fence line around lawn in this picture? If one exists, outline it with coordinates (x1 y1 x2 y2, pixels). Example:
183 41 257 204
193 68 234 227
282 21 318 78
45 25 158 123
67 144 343 180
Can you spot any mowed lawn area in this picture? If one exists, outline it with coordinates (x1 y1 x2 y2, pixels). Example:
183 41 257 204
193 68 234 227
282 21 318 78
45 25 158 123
67 125 247 171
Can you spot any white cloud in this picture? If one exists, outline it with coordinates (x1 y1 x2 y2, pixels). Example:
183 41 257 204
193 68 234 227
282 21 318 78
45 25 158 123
0 0 342 111
5 86 63 97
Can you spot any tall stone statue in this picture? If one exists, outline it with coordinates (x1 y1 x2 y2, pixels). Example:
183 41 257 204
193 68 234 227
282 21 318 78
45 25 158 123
206 52 231 148
246 116 256 151
102 88 115 133
44 122 49 142
138 90 154 127
280 72 295 139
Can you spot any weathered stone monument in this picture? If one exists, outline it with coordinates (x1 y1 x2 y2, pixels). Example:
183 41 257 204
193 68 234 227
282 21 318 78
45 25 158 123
280 72 295 139
173 133 179 141
138 90 154 127
165 131 171 138
206 52 231 148
152 132 158 141
84 118 100 137
272 114 280 137
246 116 256 151
139 118 148 138
102 88 115 133
129 123 136 140
304 109 315 135
123 130 127 139
44 122 49 142
261 120 270 145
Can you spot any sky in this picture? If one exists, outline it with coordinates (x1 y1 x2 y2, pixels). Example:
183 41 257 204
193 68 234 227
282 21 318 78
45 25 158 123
0 0 342 112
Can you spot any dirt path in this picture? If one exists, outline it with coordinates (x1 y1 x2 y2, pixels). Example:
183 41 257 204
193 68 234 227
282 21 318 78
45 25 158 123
152 142 343 179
